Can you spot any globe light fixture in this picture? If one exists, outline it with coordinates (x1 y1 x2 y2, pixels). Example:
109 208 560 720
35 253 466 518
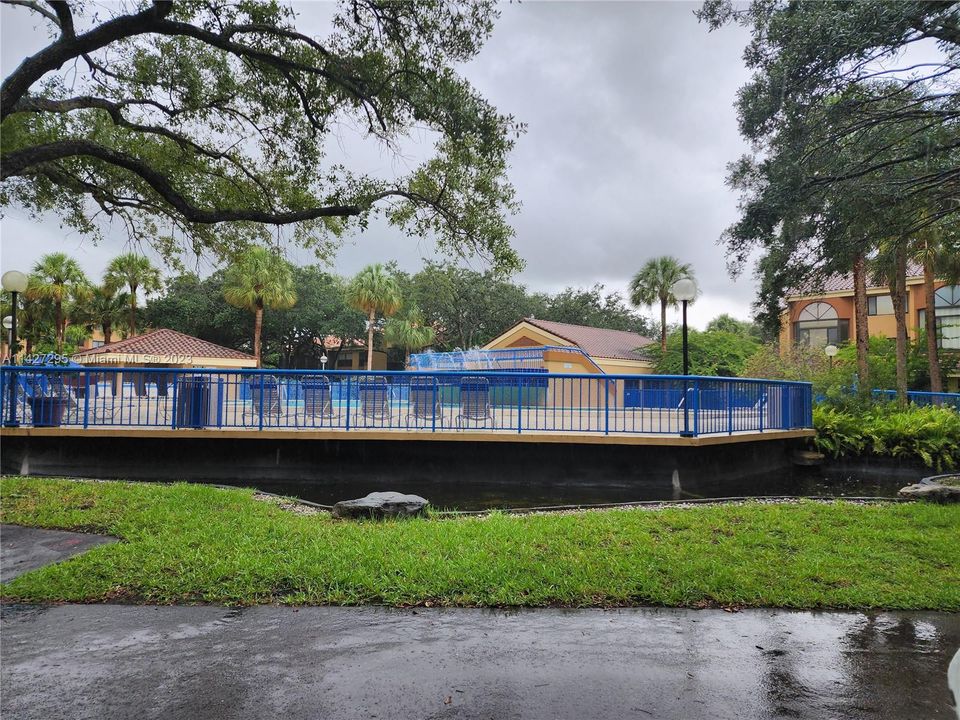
671 277 697 303
2 316 11 331
320 354 329 370
824 343 839 369
1 270 28 294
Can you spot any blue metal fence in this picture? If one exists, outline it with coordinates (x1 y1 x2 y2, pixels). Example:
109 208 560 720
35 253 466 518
871 389 960 410
0 366 812 437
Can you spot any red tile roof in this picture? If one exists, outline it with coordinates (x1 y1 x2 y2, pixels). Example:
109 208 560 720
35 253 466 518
524 318 654 361
787 261 924 296
73 328 255 361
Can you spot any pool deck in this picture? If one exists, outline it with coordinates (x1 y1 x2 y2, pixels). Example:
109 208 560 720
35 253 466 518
0 425 814 446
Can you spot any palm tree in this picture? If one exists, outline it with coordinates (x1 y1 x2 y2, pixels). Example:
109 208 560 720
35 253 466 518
104 253 162 335
76 284 130 345
223 247 297 368
629 256 696 353
345 264 403 370
26 252 89 353
384 305 436 367
914 220 960 393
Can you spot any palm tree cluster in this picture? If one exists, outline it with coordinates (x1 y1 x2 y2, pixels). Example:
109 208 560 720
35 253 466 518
12 251 161 355
220 257 433 370
11 248 435 371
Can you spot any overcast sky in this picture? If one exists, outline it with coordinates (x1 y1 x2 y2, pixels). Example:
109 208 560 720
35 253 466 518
0 1 756 330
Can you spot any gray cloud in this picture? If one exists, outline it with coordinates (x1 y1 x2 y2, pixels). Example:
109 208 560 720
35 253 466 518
1 1 755 328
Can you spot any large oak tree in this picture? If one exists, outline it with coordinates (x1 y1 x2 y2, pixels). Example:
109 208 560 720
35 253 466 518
1 0 522 270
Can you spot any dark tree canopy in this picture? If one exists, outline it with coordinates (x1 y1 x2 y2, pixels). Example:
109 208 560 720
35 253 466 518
1 0 522 270
536 284 654 337
698 1 960 332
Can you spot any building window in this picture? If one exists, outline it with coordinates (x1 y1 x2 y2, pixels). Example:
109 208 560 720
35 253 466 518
867 294 909 316
934 285 960 351
91 339 105 348
794 302 849 347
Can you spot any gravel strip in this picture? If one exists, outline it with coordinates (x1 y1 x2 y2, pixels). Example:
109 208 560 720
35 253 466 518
251 492 326 516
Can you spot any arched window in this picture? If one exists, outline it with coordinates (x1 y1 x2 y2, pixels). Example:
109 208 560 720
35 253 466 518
798 302 838 322
794 302 848 347
934 285 960 308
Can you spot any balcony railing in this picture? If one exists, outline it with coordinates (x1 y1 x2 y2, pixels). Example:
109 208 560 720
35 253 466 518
0 366 813 438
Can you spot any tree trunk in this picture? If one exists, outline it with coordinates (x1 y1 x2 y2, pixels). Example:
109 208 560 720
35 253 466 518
367 309 375 371
254 302 263 369
103 322 112 345
923 250 942 392
129 283 138 335
55 299 63 353
889 245 909 405
852 253 870 391
660 298 667 354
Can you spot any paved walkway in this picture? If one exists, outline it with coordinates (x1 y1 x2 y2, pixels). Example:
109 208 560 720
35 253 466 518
0 524 116 581
2 604 958 720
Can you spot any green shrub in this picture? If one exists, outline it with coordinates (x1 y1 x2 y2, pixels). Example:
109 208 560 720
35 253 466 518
814 403 960 470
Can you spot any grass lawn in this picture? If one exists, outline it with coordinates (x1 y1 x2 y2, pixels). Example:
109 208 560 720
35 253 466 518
2 476 959 610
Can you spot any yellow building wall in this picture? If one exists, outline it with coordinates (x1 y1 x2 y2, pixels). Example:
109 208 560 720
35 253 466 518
594 357 654 375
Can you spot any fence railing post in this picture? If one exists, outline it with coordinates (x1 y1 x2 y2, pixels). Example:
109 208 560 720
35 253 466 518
257 375 264 431
431 377 437 433
516 374 522 434
170 373 178 429
345 374 352 431
692 379 700 437
604 379 610 435
216 378 224 428
758 386 765 433
82 371 91 428
727 382 733 435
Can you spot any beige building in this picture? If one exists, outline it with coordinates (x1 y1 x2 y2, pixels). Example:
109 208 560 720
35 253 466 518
780 265 960 391
484 318 656 374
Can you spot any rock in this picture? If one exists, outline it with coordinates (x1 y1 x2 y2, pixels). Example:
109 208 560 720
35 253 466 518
332 492 429 519
898 481 960 503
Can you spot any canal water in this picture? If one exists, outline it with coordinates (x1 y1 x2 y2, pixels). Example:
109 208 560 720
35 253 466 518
238 464 926 511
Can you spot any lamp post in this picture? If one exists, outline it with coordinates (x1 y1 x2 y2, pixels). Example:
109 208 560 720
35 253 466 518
2 270 29 427
671 277 697 437
320 354 328 371
824 344 838 369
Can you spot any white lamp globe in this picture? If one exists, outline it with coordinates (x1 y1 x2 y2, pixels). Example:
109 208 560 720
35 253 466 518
824 344 839 358
1 270 28 294
671 277 697 302
2 316 11 331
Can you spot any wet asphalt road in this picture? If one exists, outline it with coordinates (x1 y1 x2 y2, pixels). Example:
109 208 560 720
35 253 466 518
2 604 958 720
